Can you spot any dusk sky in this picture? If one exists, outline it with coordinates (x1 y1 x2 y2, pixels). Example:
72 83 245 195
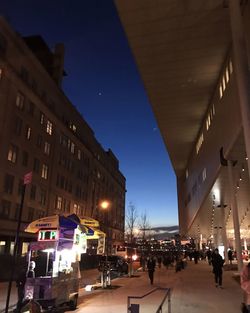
1 0 178 227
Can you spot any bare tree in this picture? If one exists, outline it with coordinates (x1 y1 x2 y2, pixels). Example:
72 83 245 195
125 202 138 243
138 211 151 240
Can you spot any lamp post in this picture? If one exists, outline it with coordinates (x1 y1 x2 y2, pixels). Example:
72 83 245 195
100 200 110 256
99 200 111 288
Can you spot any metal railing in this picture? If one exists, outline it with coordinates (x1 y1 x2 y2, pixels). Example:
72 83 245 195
127 287 171 313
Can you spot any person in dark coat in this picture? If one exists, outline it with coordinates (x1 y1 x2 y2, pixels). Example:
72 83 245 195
228 249 233 265
211 248 225 288
147 255 156 285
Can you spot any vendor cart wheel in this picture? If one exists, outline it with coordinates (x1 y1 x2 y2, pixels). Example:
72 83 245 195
69 294 78 310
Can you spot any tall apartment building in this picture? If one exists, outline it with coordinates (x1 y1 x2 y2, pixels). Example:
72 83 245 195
115 0 250 265
0 17 126 255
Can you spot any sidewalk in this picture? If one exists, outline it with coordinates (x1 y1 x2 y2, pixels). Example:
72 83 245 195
69 260 243 313
0 260 244 313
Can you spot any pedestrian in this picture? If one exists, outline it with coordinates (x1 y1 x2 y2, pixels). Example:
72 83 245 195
27 261 36 278
206 249 212 265
193 249 199 264
157 255 162 268
241 262 250 313
211 248 225 288
227 249 233 265
147 255 156 285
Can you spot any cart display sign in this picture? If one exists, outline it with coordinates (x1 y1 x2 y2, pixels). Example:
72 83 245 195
38 229 58 241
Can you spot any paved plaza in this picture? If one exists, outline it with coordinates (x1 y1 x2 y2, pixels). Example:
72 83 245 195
0 260 243 313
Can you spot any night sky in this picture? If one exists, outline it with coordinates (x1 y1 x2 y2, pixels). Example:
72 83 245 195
1 0 178 227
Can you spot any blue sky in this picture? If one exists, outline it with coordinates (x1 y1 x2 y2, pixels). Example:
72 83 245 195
1 0 178 227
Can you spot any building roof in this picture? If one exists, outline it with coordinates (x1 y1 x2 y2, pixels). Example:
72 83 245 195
115 0 232 177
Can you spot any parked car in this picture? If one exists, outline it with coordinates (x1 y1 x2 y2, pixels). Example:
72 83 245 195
99 255 128 275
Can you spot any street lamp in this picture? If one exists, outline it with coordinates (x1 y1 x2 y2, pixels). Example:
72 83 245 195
99 200 111 288
99 200 110 255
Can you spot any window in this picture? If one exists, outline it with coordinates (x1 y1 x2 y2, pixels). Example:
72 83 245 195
40 189 46 206
25 126 31 140
30 185 36 200
202 168 207 181
4 174 14 194
18 179 23 196
40 112 44 125
20 67 29 82
7 144 18 163
0 68 2 80
16 93 24 110
70 142 75 154
56 196 62 210
14 116 22 136
77 149 81 160
33 158 40 173
44 142 51 155
15 203 20 220
196 133 204 154
41 164 48 179
37 135 42 148
46 120 53 135
28 101 34 116
22 151 28 166
0 200 11 218
27 207 34 222
69 122 77 132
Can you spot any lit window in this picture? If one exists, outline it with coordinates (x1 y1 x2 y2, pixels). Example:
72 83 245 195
70 122 77 132
44 141 51 155
212 104 215 115
26 126 31 140
185 169 189 179
16 93 24 110
219 85 223 99
229 60 233 74
0 68 2 79
222 76 226 91
46 120 53 135
77 149 81 160
56 196 63 210
41 164 48 179
196 133 204 154
202 168 207 181
40 112 44 125
7 144 18 163
225 67 229 83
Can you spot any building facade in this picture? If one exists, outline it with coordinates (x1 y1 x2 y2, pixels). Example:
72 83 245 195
115 0 250 267
0 17 126 255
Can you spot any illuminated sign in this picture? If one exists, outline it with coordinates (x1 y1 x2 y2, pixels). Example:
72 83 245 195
38 229 58 241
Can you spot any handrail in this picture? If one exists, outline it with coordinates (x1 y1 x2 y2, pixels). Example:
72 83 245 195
127 287 171 313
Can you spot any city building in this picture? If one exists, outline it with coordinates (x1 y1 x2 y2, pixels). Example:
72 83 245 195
0 17 126 255
115 0 250 268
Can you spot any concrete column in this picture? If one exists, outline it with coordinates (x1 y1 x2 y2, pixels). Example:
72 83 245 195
199 234 203 250
220 204 229 263
228 160 243 272
229 0 250 177
244 237 247 251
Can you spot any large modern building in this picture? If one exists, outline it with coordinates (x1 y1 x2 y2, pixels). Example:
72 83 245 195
115 0 250 267
0 17 126 255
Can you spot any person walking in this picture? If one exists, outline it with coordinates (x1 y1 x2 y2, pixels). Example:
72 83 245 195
147 255 156 285
211 248 225 288
241 262 250 313
228 249 233 265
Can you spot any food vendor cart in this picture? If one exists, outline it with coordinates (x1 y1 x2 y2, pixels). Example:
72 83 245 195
24 214 105 310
